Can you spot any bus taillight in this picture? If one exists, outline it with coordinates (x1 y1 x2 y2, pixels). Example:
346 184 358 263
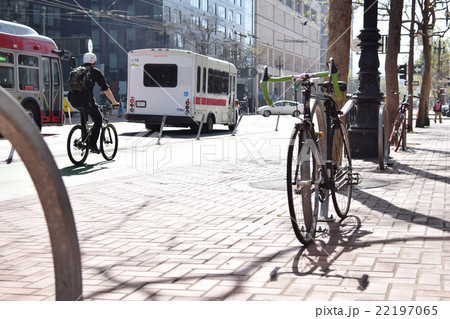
130 97 135 112
185 99 190 114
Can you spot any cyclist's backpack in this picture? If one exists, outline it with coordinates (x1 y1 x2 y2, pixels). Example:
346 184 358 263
67 66 92 93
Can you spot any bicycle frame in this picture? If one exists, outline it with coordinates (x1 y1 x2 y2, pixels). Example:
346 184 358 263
261 59 345 191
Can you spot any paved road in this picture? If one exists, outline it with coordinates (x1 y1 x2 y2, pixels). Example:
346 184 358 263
0 114 449 301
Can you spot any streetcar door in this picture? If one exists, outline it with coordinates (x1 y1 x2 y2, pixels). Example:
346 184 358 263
51 58 62 123
42 57 63 124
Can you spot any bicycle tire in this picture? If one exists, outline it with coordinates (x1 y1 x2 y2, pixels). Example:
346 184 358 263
394 115 406 152
67 125 89 165
286 123 319 245
330 121 353 219
389 112 400 143
100 124 118 161
401 116 407 151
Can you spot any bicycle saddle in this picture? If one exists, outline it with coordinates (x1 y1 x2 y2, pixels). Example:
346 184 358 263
318 81 347 93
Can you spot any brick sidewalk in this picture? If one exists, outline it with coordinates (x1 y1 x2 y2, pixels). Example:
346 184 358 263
0 119 449 301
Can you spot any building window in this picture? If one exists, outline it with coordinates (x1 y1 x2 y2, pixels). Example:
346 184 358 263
201 0 208 11
311 9 317 23
295 1 301 13
217 5 226 19
304 4 310 19
164 6 171 22
227 9 233 21
191 0 200 9
173 9 181 24
109 30 117 45
217 25 225 38
127 29 135 48
109 53 117 73
236 13 242 25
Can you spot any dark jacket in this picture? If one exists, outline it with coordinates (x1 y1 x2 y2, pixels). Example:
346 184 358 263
68 64 109 109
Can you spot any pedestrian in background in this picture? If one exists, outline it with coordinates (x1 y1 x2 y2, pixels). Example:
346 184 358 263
434 99 443 124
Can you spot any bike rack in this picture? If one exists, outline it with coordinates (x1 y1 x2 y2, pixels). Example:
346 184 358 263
156 114 167 145
196 114 206 140
0 87 82 300
275 113 281 131
232 113 244 136
5 145 14 164
378 103 389 169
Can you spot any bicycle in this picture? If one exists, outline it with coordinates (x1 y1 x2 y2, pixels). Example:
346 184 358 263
388 91 409 152
261 58 359 245
67 105 119 165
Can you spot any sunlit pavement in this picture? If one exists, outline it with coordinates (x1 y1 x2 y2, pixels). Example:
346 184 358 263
0 113 449 301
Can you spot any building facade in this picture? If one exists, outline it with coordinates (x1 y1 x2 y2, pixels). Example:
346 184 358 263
254 0 322 104
1 0 324 108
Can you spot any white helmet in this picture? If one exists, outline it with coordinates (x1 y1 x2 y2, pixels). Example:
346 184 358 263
83 52 97 64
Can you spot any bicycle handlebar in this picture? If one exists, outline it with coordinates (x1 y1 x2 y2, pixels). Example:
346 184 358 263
260 57 343 106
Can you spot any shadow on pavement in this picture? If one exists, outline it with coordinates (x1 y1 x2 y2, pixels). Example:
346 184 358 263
354 189 449 233
60 161 113 176
120 128 233 139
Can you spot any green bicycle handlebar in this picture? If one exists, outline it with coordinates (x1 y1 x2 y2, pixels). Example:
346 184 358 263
260 57 343 106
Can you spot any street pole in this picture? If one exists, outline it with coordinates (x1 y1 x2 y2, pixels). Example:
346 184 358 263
407 0 415 132
348 0 384 158
276 56 283 99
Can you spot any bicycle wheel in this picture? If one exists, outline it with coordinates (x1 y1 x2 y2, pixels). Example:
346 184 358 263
287 123 319 245
67 125 89 165
389 112 401 145
394 115 406 152
330 121 352 219
100 124 118 160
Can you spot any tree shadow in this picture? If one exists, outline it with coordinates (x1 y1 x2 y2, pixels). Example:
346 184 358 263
354 189 448 233
81 245 299 301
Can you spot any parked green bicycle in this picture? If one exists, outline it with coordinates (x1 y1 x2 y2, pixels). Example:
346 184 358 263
261 58 359 245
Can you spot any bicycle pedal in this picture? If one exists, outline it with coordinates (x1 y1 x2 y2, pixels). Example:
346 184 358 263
316 132 324 138
349 172 361 186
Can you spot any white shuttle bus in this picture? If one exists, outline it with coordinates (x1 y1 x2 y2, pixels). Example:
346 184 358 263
126 49 238 132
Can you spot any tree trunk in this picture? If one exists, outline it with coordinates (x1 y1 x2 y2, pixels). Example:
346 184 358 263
327 0 352 161
416 1 433 128
385 0 403 134
326 0 352 109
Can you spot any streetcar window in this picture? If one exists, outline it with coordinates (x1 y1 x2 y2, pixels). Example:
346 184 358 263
18 54 39 91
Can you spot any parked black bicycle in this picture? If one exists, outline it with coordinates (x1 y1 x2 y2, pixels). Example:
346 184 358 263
67 105 118 165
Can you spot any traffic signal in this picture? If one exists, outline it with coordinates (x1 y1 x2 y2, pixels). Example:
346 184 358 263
398 63 407 80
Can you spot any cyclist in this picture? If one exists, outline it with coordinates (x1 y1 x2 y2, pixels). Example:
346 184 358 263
68 52 119 153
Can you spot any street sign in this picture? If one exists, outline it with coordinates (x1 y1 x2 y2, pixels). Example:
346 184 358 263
405 81 419 86
413 65 422 74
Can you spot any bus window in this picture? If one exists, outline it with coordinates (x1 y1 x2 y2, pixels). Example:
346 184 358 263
196 66 201 93
18 54 38 67
143 64 177 87
18 54 39 91
202 67 206 93
208 69 229 95
0 51 14 89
